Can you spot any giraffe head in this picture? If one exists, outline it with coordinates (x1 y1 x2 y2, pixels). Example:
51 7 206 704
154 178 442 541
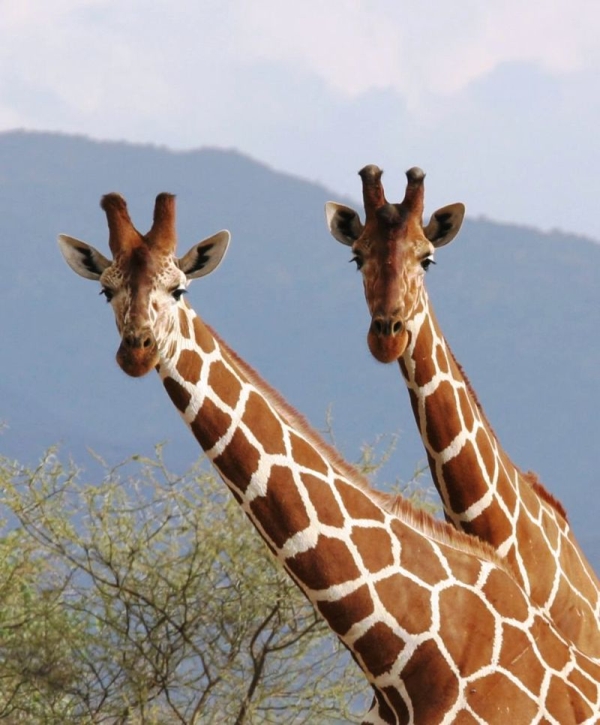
58 193 230 377
326 166 465 363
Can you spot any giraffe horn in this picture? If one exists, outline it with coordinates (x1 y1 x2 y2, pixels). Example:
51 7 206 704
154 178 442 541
358 165 387 222
401 167 426 219
147 193 177 251
100 193 140 255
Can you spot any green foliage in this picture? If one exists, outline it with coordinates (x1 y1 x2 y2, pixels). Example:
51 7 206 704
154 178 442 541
0 443 435 723
0 449 371 723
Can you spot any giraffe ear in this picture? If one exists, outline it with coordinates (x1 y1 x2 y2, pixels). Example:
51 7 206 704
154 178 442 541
423 203 465 249
58 234 111 280
325 202 364 246
178 230 230 280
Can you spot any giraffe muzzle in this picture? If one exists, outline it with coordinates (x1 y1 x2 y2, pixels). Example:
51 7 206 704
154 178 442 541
368 314 408 363
116 326 159 377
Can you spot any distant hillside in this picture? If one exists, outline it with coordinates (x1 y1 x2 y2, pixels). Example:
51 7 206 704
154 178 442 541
1 130 599 569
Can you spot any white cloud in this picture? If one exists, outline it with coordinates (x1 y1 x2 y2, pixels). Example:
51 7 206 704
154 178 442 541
224 0 600 106
0 0 598 237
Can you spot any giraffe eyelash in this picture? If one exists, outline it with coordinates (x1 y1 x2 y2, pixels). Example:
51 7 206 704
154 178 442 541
349 254 363 271
171 287 187 301
420 255 436 272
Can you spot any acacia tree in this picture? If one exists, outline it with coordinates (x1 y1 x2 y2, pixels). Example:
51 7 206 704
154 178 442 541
0 440 434 724
0 449 371 723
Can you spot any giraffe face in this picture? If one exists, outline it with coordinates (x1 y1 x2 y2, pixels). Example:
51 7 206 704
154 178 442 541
326 167 465 364
99 245 187 377
352 213 434 363
58 193 230 378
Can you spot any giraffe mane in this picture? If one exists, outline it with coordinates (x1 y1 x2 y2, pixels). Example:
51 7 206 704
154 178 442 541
523 470 568 520
208 325 508 570
445 341 568 521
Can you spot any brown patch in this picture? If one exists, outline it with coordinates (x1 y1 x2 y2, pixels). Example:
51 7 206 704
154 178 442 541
213 428 260 494
193 316 216 354
250 465 310 549
475 428 509 501
425 380 463 453
440 438 488 513
162 376 191 414
317 584 374 636
353 621 405 677
207 358 242 410
480 568 529 621
375 573 431 634
389 519 447 586
335 479 385 523
351 526 394 573
545 674 594 723
435 342 450 375
566 666 600 704
178 307 191 339
467 671 539 722
514 515 558 607
547 563 600 653
577 646 600 681
460 497 513 547
530 614 571 671
301 472 345 528
286 535 360 591
191 397 232 451
438 587 495 677
497 623 545 696
176 349 202 384
412 318 438 387
456 385 475 434
401 639 459 717
381 686 410 723
289 431 328 475
242 391 286 456
539 507 561 550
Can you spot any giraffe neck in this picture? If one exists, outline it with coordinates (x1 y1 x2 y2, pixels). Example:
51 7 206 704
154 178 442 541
399 289 600 657
400 289 520 542
148 301 600 722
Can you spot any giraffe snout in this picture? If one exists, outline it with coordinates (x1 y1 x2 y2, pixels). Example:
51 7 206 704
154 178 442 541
122 328 154 350
367 313 408 363
117 325 159 378
370 315 404 338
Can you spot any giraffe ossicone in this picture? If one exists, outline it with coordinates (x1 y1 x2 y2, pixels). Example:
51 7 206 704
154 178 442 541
325 166 600 658
59 192 600 723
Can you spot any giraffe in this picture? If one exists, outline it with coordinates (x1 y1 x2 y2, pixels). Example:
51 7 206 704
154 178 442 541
325 165 600 658
58 192 600 724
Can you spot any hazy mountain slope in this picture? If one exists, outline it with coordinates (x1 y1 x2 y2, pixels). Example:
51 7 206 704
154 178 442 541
1 130 598 568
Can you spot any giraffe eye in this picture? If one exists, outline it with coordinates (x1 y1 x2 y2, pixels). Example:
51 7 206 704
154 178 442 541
171 287 187 301
100 287 114 302
349 253 363 271
421 255 436 272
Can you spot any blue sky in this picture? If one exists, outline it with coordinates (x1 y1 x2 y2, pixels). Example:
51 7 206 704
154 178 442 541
2 0 599 238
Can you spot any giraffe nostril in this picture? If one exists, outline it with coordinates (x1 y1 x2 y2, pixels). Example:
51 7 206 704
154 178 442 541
123 328 154 350
371 316 404 337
